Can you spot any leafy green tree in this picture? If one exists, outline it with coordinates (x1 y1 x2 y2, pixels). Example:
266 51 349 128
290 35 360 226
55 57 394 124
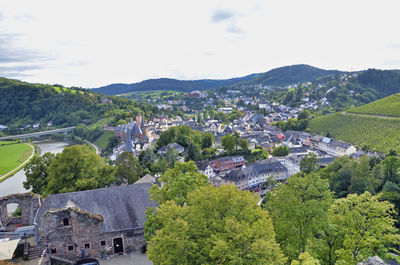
221 134 235 153
186 142 201 162
233 131 240 151
45 145 115 195
201 132 214 149
23 152 55 195
139 148 157 168
239 138 249 150
383 156 400 184
300 153 318 173
165 148 178 168
272 145 290 157
149 161 208 205
291 252 320 265
265 173 333 261
151 157 168 174
115 151 143 184
330 192 400 264
146 185 287 265
298 110 311 120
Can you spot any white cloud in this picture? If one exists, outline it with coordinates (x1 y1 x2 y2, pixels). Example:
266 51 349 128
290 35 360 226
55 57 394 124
0 0 399 87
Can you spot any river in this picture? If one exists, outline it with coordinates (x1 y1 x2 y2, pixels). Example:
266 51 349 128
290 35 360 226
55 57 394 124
0 139 75 197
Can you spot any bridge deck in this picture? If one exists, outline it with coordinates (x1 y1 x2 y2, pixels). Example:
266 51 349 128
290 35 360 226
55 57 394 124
0 126 76 141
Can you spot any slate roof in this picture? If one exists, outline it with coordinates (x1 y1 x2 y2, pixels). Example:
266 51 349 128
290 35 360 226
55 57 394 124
158 143 185 153
35 183 157 233
241 159 286 177
289 147 308 154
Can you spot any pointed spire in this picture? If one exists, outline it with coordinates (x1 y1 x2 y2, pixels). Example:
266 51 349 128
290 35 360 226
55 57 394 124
125 125 133 153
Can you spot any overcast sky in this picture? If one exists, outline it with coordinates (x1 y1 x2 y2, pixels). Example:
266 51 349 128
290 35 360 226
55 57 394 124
1 0 400 88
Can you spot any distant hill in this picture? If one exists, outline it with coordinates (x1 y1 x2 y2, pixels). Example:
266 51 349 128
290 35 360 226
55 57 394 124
91 74 260 96
232 64 343 88
91 64 343 95
309 93 400 154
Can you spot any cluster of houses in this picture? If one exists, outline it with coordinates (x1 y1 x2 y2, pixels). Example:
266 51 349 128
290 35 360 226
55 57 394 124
195 126 357 192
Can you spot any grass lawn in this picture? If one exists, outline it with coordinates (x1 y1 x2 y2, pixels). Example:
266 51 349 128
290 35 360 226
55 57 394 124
95 131 115 150
0 141 33 175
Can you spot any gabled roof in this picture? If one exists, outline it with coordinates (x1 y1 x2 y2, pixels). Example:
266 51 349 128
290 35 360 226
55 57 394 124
35 183 157 233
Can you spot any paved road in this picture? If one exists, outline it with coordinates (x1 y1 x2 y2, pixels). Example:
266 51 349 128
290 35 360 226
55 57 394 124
17 253 153 265
101 253 153 265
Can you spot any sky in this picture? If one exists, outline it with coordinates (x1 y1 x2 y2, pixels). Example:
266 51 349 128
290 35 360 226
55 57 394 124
0 0 400 88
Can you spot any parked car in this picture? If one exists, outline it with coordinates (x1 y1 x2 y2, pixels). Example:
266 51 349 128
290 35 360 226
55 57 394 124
74 258 100 265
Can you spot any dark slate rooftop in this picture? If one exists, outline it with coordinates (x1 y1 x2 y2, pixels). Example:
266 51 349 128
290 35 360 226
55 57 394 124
289 146 308 154
34 183 157 233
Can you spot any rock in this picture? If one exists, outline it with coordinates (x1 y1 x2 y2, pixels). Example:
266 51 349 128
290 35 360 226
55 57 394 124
358 256 388 265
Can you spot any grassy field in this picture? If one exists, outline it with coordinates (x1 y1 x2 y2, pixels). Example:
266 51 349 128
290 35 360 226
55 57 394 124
0 141 33 175
94 131 115 150
347 93 400 117
309 113 400 154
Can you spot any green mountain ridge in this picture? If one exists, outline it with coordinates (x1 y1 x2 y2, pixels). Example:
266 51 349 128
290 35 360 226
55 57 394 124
91 64 343 95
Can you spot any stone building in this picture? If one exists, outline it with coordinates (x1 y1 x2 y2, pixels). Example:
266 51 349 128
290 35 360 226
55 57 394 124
34 182 157 261
114 115 152 152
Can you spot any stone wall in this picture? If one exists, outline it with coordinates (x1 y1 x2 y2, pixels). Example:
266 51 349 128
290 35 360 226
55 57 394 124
39 207 146 261
0 193 41 225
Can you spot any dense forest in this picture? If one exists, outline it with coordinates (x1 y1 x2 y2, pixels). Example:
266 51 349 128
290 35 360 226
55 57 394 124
0 77 159 135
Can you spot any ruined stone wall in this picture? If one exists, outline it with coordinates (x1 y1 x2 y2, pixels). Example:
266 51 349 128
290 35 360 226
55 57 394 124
0 193 41 225
39 207 146 261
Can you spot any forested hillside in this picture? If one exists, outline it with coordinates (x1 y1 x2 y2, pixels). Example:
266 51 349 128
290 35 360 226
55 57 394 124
92 74 259 95
233 64 342 88
0 77 159 135
91 64 343 95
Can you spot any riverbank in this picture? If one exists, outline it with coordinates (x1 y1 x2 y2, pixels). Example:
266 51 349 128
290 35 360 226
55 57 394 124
0 142 35 183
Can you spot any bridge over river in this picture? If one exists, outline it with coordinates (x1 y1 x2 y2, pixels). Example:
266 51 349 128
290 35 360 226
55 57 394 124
0 126 76 141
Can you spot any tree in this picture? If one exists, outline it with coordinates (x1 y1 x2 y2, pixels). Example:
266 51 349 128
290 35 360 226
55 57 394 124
298 110 311 120
45 145 115 195
221 134 235 153
201 132 214 149
146 185 287 265
265 173 333 261
272 145 289 157
239 139 249 150
329 192 400 264
165 148 178 168
23 152 55 195
291 252 320 265
139 148 157 168
233 131 240 151
115 151 143 184
383 156 400 184
149 161 209 205
300 154 318 173
186 142 201 162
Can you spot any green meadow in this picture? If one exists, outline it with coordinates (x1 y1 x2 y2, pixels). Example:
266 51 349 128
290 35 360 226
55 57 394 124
0 141 33 175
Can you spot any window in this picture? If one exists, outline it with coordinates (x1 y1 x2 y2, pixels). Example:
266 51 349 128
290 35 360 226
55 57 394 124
51 248 57 254
84 243 90 249
63 218 69 226
68 245 74 251
100 240 106 246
